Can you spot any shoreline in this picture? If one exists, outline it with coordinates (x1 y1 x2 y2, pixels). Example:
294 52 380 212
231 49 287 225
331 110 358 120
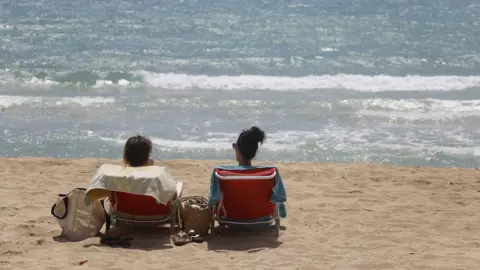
1 157 479 269
1 156 478 170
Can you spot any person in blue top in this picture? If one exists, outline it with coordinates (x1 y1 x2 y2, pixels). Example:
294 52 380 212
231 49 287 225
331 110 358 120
209 126 287 219
232 126 266 166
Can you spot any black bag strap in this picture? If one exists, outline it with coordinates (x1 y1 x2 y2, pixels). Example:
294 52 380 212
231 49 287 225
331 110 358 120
50 188 86 220
51 194 69 219
100 199 111 233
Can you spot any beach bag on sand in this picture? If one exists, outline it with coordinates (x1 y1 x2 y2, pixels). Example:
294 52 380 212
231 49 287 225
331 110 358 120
50 188 107 241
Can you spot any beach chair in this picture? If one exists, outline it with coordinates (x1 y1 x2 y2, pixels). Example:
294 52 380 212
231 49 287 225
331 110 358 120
86 165 183 235
210 167 281 238
107 182 184 235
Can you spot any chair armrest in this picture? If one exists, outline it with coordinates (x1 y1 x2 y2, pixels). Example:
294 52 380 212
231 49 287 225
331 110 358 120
215 171 276 180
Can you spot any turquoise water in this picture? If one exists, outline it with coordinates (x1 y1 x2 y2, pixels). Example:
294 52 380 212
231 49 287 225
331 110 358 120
1 0 479 167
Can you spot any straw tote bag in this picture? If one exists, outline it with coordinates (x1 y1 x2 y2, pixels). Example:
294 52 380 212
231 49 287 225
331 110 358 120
51 188 107 241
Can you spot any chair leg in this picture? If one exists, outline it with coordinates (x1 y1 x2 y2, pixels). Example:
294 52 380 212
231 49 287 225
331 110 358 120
177 203 183 231
170 217 176 235
209 206 216 236
274 217 280 238
210 218 216 236
274 204 280 238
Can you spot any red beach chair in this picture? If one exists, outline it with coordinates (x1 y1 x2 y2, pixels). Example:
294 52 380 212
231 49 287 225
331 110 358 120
210 168 280 238
109 182 184 235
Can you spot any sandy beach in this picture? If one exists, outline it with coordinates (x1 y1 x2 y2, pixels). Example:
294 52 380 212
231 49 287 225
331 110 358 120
1 157 480 269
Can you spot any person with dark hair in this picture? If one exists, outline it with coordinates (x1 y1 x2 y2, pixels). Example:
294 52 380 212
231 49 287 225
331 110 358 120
95 135 181 245
106 135 154 206
208 126 287 222
232 126 266 166
123 135 154 167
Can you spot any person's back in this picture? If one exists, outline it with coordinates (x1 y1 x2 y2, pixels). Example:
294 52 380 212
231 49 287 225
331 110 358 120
208 125 287 225
109 135 157 208
94 135 181 244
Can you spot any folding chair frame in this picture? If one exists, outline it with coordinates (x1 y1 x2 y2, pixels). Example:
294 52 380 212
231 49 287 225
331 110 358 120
106 182 184 235
209 170 280 238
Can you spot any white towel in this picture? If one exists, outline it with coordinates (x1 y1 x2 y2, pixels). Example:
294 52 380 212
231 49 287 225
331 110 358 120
86 164 177 205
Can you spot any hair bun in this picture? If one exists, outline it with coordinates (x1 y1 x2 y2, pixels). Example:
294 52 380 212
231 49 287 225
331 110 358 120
248 126 266 144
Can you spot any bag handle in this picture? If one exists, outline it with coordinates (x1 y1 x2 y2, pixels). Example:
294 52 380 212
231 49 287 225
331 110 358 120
101 200 111 233
50 188 86 219
51 194 69 219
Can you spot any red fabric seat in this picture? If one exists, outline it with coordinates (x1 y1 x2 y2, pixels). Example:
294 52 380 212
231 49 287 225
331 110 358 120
216 168 276 220
114 192 171 216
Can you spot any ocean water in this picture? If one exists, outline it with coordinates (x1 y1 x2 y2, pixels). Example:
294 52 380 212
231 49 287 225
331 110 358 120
1 0 479 167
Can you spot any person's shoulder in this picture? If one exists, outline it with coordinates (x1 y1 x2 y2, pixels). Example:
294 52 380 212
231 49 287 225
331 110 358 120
214 165 238 169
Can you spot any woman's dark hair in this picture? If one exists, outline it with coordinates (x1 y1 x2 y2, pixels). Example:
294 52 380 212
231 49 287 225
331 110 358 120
236 126 266 161
123 135 152 167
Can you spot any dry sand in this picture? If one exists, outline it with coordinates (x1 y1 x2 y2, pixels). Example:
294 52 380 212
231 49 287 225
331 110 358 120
0 157 480 269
